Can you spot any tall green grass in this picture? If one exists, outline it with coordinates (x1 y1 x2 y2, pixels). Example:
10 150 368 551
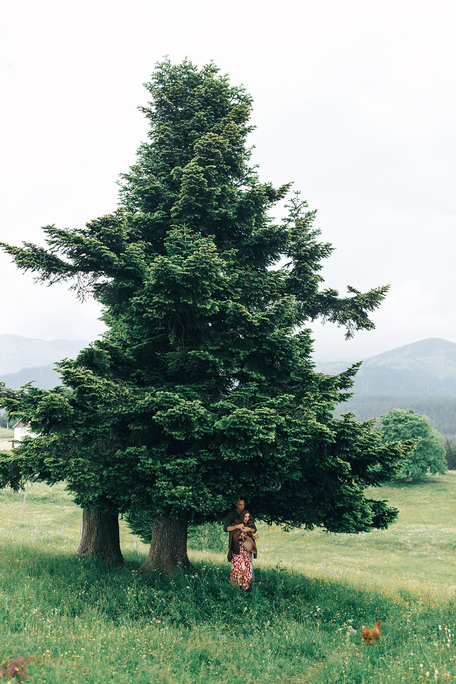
1 476 455 683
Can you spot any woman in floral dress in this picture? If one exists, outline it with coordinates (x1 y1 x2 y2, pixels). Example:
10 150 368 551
227 510 257 590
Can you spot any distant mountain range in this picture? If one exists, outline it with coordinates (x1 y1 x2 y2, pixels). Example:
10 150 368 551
1 335 456 437
317 338 456 396
0 335 88 389
0 363 60 390
0 335 88 376
316 338 456 439
0 335 88 375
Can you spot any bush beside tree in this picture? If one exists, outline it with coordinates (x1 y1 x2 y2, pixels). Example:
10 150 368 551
379 409 447 482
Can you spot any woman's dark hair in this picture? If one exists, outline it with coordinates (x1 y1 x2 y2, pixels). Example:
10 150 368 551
236 510 253 526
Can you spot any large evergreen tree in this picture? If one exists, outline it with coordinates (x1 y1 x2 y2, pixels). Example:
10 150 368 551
0 60 409 572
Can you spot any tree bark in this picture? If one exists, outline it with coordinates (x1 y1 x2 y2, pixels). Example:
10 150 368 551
138 515 192 575
76 508 124 564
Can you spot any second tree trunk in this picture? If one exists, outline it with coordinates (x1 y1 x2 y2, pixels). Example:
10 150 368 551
138 516 192 574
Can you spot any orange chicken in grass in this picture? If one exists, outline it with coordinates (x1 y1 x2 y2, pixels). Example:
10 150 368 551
362 620 381 644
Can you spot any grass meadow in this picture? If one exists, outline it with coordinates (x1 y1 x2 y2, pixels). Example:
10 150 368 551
1 474 456 683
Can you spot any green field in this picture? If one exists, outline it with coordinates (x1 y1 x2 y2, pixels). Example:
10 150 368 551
262 476 456 593
1 475 455 683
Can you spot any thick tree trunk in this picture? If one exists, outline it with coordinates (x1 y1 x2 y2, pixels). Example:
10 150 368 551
76 508 124 564
138 516 192 575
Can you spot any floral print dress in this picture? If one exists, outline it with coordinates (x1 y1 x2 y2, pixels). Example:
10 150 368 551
229 533 253 590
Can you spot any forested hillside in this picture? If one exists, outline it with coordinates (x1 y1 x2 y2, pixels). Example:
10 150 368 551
0 364 59 390
318 338 456 439
336 394 456 439
0 335 87 375
3 336 456 437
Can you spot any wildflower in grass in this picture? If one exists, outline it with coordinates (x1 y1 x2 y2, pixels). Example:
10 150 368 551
0 656 34 681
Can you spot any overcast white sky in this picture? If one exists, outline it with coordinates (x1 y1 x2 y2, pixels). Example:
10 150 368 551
1 0 455 361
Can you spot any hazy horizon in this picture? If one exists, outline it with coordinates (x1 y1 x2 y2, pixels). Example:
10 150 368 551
1 332 455 366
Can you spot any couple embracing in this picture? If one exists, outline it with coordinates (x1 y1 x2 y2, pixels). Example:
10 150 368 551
224 499 258 591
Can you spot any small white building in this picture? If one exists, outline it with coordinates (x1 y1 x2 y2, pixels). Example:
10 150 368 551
13 421 32 441
0 422 38 452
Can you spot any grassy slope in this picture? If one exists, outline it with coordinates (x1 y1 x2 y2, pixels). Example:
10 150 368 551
0 476 455 683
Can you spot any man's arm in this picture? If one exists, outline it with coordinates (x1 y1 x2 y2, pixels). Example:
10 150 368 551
223 510 236 532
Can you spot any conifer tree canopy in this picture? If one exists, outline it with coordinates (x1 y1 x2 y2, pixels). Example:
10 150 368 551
0 60 410 569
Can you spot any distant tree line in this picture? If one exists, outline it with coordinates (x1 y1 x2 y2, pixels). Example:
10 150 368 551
338 398 456 472
337 394 456 440
443 439 456 470
351 366 456 395
0 365 59 392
